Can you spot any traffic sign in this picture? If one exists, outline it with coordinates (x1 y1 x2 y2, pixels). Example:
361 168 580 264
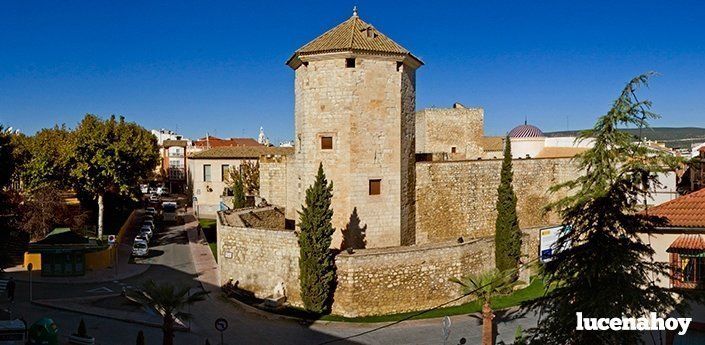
27 263 33 272
215 318 228 332
108 235 117 245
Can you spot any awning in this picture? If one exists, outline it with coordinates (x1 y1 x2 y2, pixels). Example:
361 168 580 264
667 234 705 256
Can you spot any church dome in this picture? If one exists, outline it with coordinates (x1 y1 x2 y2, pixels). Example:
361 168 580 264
508 123 545 138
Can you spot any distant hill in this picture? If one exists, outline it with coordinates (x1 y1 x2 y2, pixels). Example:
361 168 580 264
545 127 705 149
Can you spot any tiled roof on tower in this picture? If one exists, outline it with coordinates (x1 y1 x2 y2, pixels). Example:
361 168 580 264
287 7 422 68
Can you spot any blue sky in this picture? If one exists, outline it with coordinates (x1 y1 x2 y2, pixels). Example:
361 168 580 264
1 1 704 144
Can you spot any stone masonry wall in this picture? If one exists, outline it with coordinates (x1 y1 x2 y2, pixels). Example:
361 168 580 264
217 220 302 306
217 210 544 317
332 238 494 317
259 155 288 207
286 54 418 248
415 157 580 244
415 106 485 159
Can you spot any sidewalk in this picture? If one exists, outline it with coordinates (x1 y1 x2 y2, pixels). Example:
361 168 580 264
184 213 220 295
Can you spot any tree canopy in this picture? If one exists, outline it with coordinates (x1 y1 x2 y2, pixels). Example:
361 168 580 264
525 73 688 344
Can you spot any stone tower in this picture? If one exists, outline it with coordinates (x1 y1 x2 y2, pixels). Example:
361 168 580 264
285 10 423 248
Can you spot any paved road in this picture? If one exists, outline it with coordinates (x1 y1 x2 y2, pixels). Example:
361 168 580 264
1 213 539 344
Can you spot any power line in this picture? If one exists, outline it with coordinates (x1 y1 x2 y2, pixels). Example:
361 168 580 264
318 258 541 344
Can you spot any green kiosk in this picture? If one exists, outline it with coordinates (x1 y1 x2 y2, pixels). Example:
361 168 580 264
28 228 106 277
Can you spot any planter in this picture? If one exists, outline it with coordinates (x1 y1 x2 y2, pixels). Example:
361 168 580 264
69 334 95 345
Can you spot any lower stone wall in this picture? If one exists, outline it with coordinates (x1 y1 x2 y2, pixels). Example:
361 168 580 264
415 157 580 244
217 221 302 306
332 238 494 317
219 212 519 317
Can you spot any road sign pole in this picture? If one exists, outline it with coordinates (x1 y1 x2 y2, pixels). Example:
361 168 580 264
27 263 33 302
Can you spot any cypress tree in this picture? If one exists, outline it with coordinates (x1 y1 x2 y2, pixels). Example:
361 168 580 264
297 162 336 314
136 330 145 345
494 136 521 272
232 173 246 209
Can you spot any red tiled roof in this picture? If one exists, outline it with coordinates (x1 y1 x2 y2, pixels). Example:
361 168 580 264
667 234 705 254
646 188 705 228
193 136 261 148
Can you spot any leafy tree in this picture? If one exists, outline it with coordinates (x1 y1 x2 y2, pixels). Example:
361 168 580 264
524 73 687 344
225 161 259 196
494 136 521 272
298 163 336 314
0 125 15 188
239 160 259 195
232 174 246 209
19 186 72 240
128 280 208 345
71 115 158 238
20 125 74 191
451 269 514 345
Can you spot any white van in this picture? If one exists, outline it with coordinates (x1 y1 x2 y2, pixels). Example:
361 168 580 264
132 239 148 257
162 202 178 222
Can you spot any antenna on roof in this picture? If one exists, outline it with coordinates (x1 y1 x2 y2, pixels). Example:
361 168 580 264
352 6 358 17
524 115 528 126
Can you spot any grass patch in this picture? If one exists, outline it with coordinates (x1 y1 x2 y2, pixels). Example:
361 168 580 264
209 242 218 262
199 218 218 262
314 277 547 323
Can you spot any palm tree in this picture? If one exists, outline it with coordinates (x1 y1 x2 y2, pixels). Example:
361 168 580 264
128 280 208 345
450 269 514 345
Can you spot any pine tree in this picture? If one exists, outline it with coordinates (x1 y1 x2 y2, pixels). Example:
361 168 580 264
525 73 688 344
494 136 521 272
232 173 246 209
297 163 336 314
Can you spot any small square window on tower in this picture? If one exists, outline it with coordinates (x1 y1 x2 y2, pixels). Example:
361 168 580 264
369 179 381 195
451 147 457 154
321 136 333 150
345 58 356 68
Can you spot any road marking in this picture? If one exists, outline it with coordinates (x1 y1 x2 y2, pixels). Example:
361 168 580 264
86 286 114 293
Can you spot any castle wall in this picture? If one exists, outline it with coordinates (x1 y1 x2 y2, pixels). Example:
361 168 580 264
217 220 302 306
332 238 493 317
415 106 485 159
415 157 580 244
286 55 417 248
259 155 288 207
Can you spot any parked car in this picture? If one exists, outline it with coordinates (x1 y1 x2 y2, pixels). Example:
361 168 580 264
142 220 155 230
132 239 148 257
145 207 156 215
139 225 153 239
149 195 159 203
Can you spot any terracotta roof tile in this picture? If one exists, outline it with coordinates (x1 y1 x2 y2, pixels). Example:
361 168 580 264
194 137 261 148
287 13 422 67
646 188 705 228
190 146 294 159
667 234 705 253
